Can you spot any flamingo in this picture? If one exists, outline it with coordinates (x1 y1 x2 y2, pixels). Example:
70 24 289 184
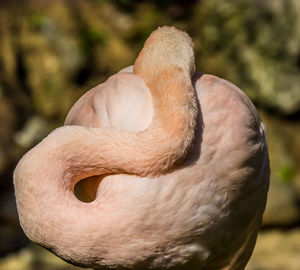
14 26 269 270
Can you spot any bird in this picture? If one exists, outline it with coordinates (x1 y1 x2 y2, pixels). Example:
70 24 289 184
14 26 269 270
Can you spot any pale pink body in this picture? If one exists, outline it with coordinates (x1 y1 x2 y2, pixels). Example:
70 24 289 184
14 27 269 270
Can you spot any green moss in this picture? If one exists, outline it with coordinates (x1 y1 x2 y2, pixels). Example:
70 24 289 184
28 13 47 30
79 27 106 56
279 165 296 183
82 28 105 45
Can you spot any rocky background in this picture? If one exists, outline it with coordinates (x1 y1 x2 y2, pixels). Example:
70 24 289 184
0 0 300 269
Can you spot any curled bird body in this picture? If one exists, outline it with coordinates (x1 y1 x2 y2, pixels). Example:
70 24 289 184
14 26 269 270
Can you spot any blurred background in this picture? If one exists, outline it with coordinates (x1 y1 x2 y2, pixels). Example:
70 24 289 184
0 0 300 269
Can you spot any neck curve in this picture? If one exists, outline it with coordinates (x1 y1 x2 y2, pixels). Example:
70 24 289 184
13 26 198 268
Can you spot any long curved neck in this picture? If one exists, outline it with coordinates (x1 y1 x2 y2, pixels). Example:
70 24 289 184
37 26 198 178
14 26 198 267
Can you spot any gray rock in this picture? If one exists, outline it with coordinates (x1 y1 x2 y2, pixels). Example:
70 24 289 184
14 116 50 149
0 243 90 270
247 229 300 270
263 179 300 226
